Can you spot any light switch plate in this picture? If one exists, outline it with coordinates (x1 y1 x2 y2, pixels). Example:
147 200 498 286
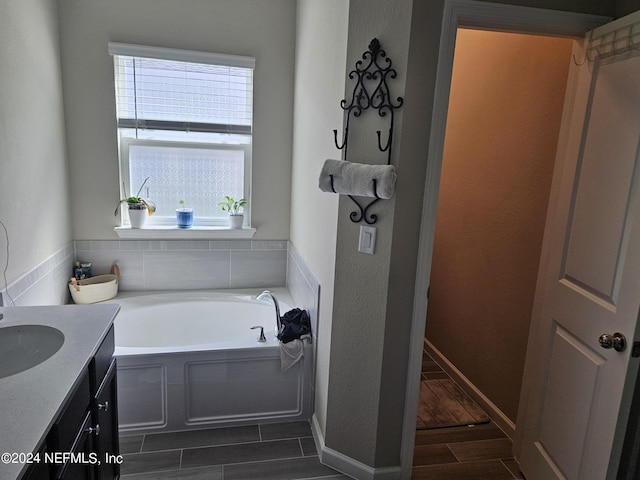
358 225 376 254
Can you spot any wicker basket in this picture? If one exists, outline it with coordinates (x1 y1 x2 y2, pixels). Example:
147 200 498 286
69 264 120 304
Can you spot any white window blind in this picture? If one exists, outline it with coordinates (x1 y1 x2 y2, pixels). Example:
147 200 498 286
109 43 254 136
108 43 254 226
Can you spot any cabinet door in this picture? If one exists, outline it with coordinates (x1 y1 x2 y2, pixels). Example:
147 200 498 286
56 412 95 480
94 359 120 480
48 372 90 453
22 444 49 480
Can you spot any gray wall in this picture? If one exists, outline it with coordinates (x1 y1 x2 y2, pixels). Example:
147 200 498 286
57 0 296 240
324 0 414 467
0 0 72 303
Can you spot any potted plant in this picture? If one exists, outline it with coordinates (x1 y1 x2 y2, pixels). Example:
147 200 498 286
176 200 194 229
114 177 156 228
218 195 246 229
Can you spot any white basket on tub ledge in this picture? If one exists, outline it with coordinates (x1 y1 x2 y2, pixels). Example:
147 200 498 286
69 264 120 304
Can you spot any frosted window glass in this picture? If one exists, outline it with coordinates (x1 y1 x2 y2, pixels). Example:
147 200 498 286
129 144 245 222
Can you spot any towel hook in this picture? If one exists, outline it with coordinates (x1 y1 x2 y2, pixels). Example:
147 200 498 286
331 38 404 224
344 179 382 224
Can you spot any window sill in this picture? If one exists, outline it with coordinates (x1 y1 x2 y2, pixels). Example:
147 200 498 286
114 226 256 239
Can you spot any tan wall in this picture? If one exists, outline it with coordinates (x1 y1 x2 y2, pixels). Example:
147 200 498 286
425 29 573 422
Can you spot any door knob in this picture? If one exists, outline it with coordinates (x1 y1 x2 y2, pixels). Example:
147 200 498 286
599 332 626 352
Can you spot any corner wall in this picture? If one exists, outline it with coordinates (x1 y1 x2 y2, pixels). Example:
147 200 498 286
324 0 418 469
0 0 73 306
290 0 348 439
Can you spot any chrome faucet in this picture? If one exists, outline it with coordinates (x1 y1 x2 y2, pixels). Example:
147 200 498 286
257 290 282 334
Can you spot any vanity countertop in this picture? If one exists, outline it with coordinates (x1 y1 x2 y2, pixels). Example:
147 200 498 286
0 304 119 480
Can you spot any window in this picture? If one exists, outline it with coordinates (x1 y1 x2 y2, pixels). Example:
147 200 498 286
108 43 254 227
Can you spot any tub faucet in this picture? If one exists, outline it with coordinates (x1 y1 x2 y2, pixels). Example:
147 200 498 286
257 290 282 334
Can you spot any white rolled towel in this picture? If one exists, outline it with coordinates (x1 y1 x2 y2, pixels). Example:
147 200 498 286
318 159 397 199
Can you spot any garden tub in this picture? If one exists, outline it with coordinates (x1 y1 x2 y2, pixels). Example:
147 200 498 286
103 289 313 434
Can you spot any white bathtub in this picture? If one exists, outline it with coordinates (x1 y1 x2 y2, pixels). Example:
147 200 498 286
104 289 313 434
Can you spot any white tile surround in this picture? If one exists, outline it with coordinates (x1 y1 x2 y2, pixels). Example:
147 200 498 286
2 241 321 342
287 243 320 339
0 243 74 307
74 240 288 291
287 242 321 397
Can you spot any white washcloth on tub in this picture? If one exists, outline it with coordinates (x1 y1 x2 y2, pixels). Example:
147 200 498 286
318 159 397 199
279 335 310 372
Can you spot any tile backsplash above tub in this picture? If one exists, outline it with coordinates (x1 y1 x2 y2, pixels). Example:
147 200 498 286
1 242 74 306
74 240 288 291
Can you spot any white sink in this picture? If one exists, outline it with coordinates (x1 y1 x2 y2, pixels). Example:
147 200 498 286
0 325 65 379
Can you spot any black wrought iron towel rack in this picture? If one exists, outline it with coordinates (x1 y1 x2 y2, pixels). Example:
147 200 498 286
331 37 404 225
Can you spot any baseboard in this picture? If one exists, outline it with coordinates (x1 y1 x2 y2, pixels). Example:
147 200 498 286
311 414 402 480
424 339 516 439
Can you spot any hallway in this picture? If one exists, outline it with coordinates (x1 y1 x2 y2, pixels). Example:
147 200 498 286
413 350 524 479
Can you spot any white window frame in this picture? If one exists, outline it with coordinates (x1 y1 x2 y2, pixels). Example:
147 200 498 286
109 42 255 236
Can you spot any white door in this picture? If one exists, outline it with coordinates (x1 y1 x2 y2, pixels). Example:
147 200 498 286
515 12 640 480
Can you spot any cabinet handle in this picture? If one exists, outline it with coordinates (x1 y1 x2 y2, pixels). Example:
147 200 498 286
86 424 100 436
98 401 110 412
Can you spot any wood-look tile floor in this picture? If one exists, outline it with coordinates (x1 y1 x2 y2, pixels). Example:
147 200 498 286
414 350 525 479
119 421 348 480
416 378 490 429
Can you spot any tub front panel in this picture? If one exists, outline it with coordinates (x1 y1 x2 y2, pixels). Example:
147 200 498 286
117 364 166 430
117 348 310 434
185 356 303 424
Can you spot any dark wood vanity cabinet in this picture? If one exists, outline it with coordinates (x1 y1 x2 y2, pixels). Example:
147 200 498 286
24 326 119 480
21 445 49 480
54 412 96 480
92 358 119 480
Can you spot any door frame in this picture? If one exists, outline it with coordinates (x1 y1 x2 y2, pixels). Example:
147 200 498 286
400 1 609 477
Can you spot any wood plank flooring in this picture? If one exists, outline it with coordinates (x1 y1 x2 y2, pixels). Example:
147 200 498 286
416 379 489 429
414 349 524 479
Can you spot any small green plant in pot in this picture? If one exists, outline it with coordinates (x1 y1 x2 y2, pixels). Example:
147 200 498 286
176 200 194 229
218 195 246 229
114 177 156 228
